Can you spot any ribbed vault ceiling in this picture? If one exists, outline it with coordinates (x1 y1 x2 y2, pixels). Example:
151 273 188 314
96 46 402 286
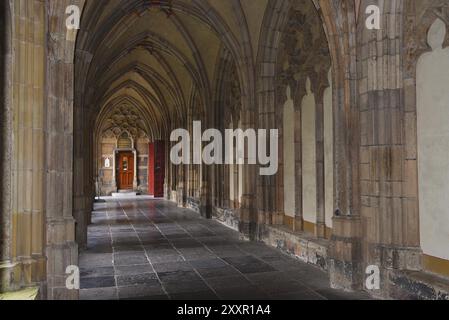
75 0 269 140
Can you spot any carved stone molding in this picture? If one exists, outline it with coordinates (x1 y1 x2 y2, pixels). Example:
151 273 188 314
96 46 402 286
276 0 331 107
405 1 449 78
101 104 148 140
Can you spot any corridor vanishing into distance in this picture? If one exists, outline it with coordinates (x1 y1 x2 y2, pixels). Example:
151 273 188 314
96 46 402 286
3 0 449 301
80 199 370 300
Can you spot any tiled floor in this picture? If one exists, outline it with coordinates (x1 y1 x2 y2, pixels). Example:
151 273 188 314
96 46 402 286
79 199 371 300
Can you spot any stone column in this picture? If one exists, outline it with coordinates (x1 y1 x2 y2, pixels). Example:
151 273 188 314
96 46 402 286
73 57 93 252
133 149 138 190
111 149 117 191
323 2 362 292
328 77 363 291
45 0 85 300
329 215 363 291
233 161 239 208
177 165 186 207
223 163 230 208
315 97 326 238
0 0 14 293
294 103 304 231
239 109 258 240
1 0 49 295
256 63 280 235
200 174 212 219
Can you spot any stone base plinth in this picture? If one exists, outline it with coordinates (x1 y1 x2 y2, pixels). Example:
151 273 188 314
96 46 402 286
328 216 363 291
213 207 240 232
262 225 329 271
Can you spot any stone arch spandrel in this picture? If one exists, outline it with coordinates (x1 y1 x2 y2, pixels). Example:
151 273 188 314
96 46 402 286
404 1 449 78
275 0 332 105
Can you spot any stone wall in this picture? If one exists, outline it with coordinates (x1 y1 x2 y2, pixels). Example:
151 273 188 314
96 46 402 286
407 1 449 279
1 0 449 300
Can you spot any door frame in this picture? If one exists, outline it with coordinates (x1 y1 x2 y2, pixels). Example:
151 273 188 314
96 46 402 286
114 148 138 191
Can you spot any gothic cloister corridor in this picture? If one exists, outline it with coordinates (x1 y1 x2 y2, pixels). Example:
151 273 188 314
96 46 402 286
2 0 449 303
79 198 370 300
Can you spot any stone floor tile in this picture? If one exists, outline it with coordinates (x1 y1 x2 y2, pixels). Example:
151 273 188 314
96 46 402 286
162 280 210 295
80 287 118 300
188 258 228 269
113 253 149 266
148 254 185 264
79 253 113 268
116 273 159 287
205 276 254 290
215 285 270 300
79 199 372 301
115 264 154 276
80 266 115 278
269 290 326 300
152 261 193 273
118 284 166 300
196 265 241 279
158 270 203 283
80 276 116 290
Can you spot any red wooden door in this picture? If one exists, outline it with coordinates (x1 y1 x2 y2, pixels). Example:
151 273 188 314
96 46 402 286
148 142 165 197
118 152 134 190
154 141 165 197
